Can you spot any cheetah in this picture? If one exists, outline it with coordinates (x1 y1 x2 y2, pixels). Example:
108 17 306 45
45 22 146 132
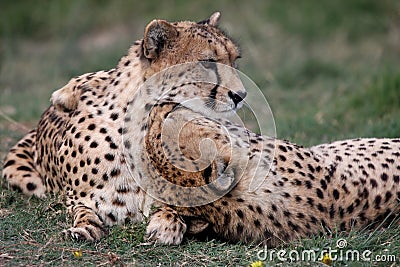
141 72 400 247
2 12 244 242
3 12 399 248
138 68 400 246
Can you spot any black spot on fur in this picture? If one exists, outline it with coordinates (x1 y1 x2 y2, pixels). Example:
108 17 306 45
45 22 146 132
320 179 327 190
236 209 244 219
307 197 314 207
340 222 346 231
110 113 119 120
110 169 121 177
385 191 392 203
27 182 37 191
118 127 128 134
256 206 263 214
104 153 115 161
87 124 96 130
294 161 302 169
316 188 324 199
90 141 98 148
17 166 32 172
347 204 354 214
317 203 326 212
278 155 286 161
283 210 291 217
374 195 382 209
333 189 340 200
16 153 28 159
278 145 287 152
4 160 15 168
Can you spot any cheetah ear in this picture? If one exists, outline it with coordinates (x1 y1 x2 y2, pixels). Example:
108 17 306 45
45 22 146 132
51 83 80 112
143 20 178 59
197 12 221 27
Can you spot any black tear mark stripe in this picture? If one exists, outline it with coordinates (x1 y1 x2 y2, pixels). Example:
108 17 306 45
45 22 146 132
204 62 221 100
209 84 219 99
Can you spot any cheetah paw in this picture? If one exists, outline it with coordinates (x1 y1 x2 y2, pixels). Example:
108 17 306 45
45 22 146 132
63 225 105 242
145 210 187 245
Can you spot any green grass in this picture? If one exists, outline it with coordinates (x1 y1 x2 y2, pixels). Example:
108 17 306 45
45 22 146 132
1 188 399 266
1 1 400 266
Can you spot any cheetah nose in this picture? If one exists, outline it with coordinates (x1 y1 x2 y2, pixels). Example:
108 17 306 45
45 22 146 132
229 90 247 105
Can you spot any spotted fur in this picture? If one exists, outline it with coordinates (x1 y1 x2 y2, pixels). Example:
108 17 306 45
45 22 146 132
144 92 400 247
141 76 400 246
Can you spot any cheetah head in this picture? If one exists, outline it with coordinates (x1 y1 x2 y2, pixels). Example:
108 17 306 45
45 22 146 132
142 12 240 74
142 12 246 117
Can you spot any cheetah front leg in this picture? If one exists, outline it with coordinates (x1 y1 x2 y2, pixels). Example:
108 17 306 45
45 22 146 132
63 204 105 242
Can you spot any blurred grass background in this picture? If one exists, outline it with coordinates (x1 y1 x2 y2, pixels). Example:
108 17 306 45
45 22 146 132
1 0 400 266
1 0 400 145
